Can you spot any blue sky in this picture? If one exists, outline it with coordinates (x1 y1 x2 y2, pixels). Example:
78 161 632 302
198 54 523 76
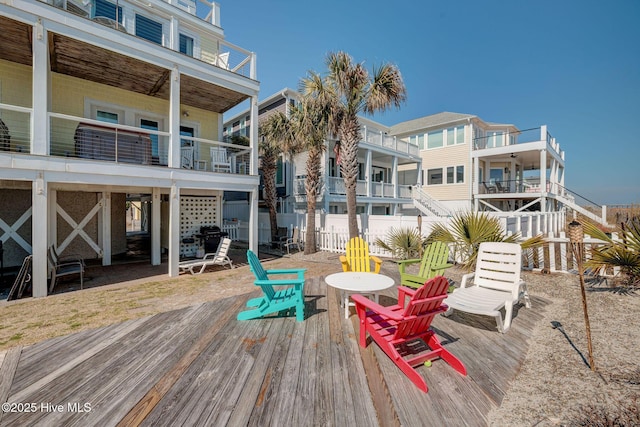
219 0 640 206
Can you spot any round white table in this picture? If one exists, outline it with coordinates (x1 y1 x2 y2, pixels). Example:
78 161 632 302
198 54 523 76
325 272 395 319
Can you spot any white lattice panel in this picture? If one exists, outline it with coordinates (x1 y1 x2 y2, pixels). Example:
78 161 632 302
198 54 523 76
180 196 220 257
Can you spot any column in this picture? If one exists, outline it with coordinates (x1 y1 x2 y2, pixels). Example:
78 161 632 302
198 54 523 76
32 174 48 297
32 20 49 155
365 149 372 197
168 183 180 277
540 149 547 213
100 192 112 266
168 66 181 168
392 156 398 198
151 187 161 265
249 94 259 253
249 188 259 253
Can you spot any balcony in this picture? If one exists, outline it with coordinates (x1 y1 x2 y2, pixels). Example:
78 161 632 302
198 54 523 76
38 0 256 81
0 104 251 176
478 179 569 197
47 113 251 175
360 126 419 157
294 177 411 199
472 126 563 160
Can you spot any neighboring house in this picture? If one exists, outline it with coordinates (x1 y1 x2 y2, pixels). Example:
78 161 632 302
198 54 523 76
223 89 423 217
391 113 570 216
224 88 604 226
0 0 260 296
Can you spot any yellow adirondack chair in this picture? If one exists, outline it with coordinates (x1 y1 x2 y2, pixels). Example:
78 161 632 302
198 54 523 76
397 241 452 289
339 237 382 274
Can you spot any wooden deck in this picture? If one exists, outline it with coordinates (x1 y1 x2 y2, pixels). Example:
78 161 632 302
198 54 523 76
0 276 547 426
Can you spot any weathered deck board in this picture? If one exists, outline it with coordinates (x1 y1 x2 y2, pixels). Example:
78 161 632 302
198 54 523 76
0 280 550 426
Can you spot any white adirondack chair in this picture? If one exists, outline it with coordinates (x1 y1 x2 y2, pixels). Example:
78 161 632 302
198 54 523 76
443 242 530 333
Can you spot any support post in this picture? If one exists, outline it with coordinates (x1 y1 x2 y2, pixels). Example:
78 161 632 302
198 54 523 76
168 183 180 277
151 188 161 266
32 174 48 297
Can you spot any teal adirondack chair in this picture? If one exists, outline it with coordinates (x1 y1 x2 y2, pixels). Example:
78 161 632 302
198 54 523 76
397 241 453 289
237 250 307 321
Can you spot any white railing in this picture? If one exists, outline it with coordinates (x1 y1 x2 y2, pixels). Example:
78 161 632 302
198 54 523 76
0 103 32 154
360 126 420 156
48 112 251 174
412 186 451 217
45 0 255 80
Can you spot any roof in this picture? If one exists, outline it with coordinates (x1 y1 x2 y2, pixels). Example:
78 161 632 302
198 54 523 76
389 112 476 135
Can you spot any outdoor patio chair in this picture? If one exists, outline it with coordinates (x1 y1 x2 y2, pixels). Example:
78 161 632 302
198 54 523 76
6 255 32 301
495 181 510 193
352 276 467 393
340 237 382 274
443 242 530 333
237 250 306 321
210 146 232 173
397 241 452 289
483 182 496 193
178 237 234 275
283 227 302 254
48 245 85 293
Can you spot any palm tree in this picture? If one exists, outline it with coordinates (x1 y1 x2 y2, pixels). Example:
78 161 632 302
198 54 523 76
375 227 423 260
583 219 640 286
302 51 407 238
427 211 545 271
295 75 334 254
258 112 296 244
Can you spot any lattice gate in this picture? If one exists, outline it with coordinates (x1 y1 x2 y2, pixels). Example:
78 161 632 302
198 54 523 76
180 196 221 257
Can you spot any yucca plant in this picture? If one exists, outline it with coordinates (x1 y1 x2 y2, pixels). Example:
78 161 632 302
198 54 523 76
583 219 640 287
427 211 544 271
375 227 423 260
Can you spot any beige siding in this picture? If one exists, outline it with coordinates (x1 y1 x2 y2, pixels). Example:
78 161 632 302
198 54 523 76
421 144 470 200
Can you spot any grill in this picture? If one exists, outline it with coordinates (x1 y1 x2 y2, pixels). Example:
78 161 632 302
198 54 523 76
199 226 229 253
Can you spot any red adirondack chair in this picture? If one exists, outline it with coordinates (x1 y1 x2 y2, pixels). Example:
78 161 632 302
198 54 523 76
352 276 466 393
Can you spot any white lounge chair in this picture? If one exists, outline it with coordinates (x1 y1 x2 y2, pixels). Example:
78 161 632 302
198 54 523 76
443 242 530 333
179 238 234 275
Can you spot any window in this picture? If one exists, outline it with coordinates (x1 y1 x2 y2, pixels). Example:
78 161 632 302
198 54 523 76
140 119 159 157
456 126 465 144
427 168 442 185
446 126 465 146
417 134 425 150
456 165 464 183
96 110 119 124
447 166 464 184
427 130 443 149
135 14 163 45
490 168 503 184
94 0 122 23
179 34 193 56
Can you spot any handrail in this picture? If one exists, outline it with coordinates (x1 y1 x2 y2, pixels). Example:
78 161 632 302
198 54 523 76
412 186 451 217
0 103 33 114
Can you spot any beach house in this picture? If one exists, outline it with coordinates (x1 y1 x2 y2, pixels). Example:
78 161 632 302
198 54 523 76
224 88 608 231
0 0 260 296
223 88 423 217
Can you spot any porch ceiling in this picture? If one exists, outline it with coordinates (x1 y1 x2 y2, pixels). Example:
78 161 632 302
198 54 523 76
0 16 248 114
0 16 32 66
